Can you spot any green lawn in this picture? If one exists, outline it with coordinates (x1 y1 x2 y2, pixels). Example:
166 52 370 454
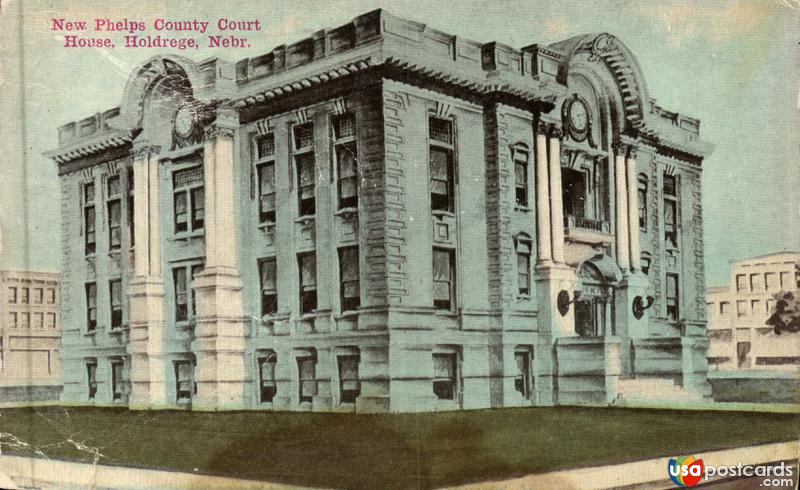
0 406 797 489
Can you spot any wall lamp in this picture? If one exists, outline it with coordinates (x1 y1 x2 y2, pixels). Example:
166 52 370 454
632 295 655 320
557 290 581 317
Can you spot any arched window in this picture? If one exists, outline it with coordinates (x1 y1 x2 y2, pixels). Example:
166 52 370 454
637 173 648 231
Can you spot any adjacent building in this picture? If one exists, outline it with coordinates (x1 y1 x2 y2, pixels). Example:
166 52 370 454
706 251 800 371
47 10 713 411
0 270 61 401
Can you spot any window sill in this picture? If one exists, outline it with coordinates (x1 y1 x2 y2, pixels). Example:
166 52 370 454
176 320 196 330
435 309 458 318
172 231 204 242
84 253 97 261
109 327 127 335
84 330 98 337
257 222 276 232
335 207 358 219
335 310 359 320
108 249 122 258
514 204 532 213
295 215 316 227
517 294 531 300
432 210 455 219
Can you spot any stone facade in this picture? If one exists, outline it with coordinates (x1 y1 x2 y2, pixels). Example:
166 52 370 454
0 270 61 400
706 251 800 371
47 10 713 411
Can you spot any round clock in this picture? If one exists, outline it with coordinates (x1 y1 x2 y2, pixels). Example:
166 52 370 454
174 104 196 138
562 95 592 143
569 99 589 133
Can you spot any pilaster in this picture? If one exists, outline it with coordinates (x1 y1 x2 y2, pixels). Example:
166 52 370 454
548 126 565 264
626 145 641 270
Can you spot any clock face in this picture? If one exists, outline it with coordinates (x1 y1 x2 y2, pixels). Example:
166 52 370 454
569 99 589 132
174 105 195 138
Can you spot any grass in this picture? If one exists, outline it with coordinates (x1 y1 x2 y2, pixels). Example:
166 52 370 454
0 406 797 489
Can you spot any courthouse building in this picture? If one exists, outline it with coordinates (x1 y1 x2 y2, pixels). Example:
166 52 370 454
706 251 800 371
47 10 713 411
0 270 61 400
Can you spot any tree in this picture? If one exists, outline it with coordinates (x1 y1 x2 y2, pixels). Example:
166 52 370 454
765 290 800 335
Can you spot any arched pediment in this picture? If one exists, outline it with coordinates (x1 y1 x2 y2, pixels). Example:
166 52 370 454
551 33 649 136
577 254 622 285
115 55 211 131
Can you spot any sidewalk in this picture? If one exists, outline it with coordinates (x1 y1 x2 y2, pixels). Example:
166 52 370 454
0 441 797 489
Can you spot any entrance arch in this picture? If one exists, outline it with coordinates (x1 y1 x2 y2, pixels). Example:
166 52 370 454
574 256 621 337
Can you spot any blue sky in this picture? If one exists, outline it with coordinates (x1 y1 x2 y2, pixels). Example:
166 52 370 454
1 0 798 287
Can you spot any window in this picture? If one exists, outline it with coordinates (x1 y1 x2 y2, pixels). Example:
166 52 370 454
736 274 746 292
516 238 531 296
637 174 648 230
46 313 56 329
432 352 459 401
107 175 121 250
259 258 277 316
334 114 358 209
47 288 55 304
109 280 122 330
257 351 277 403
514 347 533 400
257 163 276 223
765 272 778 292
8 312 17 328
512 145 529 206
339 247 360 311
84 182 96 254
33 312 43 329
297 354 317 404
736 300 747 317
174 360 195 402
298 253 317 314
173 264 203 322
255 133 276 223
86 283 97 331
666 273 679 321
34 288 43 304
429 117 455 212
293 123 316 216
338 354 360 404
8 287 16 304
111 361 124 401
127 167 134 247
562 168 588 218
21 288 28 304
663 175 678 249
751 300 762 318
749 273 762 292
433 248 456 310
173 166 204 233
720 301 730 316
19 313 29 329
87 362 97 399
780 271 791 289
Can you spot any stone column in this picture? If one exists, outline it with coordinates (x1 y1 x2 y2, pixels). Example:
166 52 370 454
548 127 565 264
626 146 640 270
614 144 630 271
535 122 552 264
128 143 167 408
193 106 248 409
